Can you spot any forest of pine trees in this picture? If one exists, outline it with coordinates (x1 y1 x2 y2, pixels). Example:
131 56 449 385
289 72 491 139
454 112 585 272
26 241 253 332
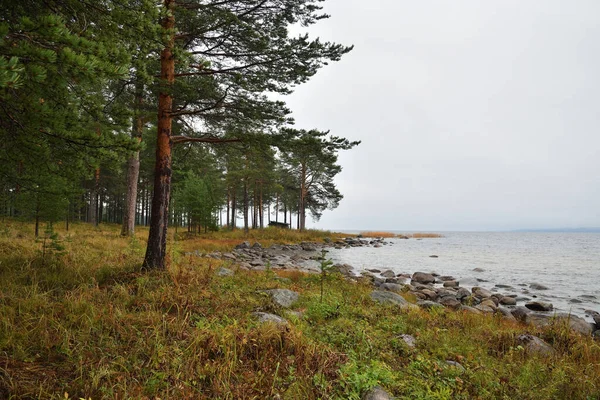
0 0 359 269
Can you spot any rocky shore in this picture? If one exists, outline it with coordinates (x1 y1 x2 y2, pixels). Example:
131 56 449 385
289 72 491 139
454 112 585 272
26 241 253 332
192 237 600 340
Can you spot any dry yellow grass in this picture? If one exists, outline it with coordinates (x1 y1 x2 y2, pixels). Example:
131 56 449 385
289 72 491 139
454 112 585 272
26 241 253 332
409 232 444 238
359 231 396 238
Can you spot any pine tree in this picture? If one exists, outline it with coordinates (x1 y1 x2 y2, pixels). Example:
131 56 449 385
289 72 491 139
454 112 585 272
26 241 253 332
143 0 353 269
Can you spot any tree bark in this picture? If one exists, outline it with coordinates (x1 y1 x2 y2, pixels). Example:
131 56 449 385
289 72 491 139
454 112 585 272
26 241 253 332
121 86 144 236
143 1 175 270
299 162 307 230
243 179 249 233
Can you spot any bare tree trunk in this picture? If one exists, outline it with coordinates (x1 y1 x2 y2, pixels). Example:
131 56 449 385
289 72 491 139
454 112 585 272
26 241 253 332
299 162 307 230
231 188 236 230
259 181 264 228
143 2 175 270
275 193 279 223
121 86 144 236
226 189 230 229
243 179 249 233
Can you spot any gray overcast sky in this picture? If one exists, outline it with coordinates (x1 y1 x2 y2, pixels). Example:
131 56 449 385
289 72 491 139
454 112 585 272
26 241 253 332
285 0 600 231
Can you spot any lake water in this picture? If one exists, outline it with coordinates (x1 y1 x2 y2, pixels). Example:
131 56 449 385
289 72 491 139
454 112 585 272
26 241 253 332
326 232 600 321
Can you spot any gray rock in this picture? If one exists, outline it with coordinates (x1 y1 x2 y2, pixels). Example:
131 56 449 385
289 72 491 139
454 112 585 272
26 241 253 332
443 280 459 288
429 255 439 258
516 334 554 356
439 275 455 281
496 307 517 321
222 253 237 260
474 304 495 314
381 269 396 278
217 267 234 276
511 306 530 322
252 312 288 325
473 268 485 272
381 283 406 293
479 299 498 311
417 300 444 311
527 313 593 335
472 287 492 299
586 310 600 326
445 360 465 371
371 290 410 307
265 289 299 308
252 242 262 249
419 289 438 301
398 334 417 348
411 272 436 284
495 284 514 289
456 287 471 300
530 283 549 290
439 296 461 310
525 301 553 312
334 263 354 276
362 386 393 400
499 296 517 306
460 305 482 314
235 241 251 250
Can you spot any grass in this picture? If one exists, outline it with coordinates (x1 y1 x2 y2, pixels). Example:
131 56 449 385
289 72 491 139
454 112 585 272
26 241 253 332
0 220 599 399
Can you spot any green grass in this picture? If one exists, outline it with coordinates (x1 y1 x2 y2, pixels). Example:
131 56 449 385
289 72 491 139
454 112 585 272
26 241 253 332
0 220 599 399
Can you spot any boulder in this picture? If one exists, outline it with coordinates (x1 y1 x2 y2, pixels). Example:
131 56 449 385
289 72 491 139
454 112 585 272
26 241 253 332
511 306 530 322
420 289 438 301
527 313 593 335
217 267 234 276
439 296 461 310
439 275 455 281
252 242 262 249
417 300 444 311
586 310 600 326
499 296 517 306
381 283 406 293
480 299 498 311
460 305 482 314
443 280 459 288
474 304 495 314
411 272 436 284
472 287 492 299
333 263 354 276
371 291 411 308
362 386 393 400
496 307 516 321
516 334 554 356
235 241 251 250
530 283 549 290
252 312 288 325
456 287 471 300
265 289 299 308
525 301 553 312
398 334 417 348
473 268 485 272
381 270 396 278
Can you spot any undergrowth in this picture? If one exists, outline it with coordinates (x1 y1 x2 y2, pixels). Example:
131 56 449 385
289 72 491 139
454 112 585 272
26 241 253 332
0 220 598 399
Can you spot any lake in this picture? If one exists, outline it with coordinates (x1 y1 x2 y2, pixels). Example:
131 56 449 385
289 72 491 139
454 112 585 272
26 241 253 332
326 232 600 321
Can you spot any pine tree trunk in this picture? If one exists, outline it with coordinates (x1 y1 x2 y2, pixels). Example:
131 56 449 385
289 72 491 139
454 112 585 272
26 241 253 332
299 162 307 230
259 181 264 228
121 88 144 236
226 189 230 229
243 179 249 233
231 188 236 230
143 2 175 270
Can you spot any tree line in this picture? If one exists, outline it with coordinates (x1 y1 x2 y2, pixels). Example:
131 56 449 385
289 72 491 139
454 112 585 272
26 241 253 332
0 0 359 269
